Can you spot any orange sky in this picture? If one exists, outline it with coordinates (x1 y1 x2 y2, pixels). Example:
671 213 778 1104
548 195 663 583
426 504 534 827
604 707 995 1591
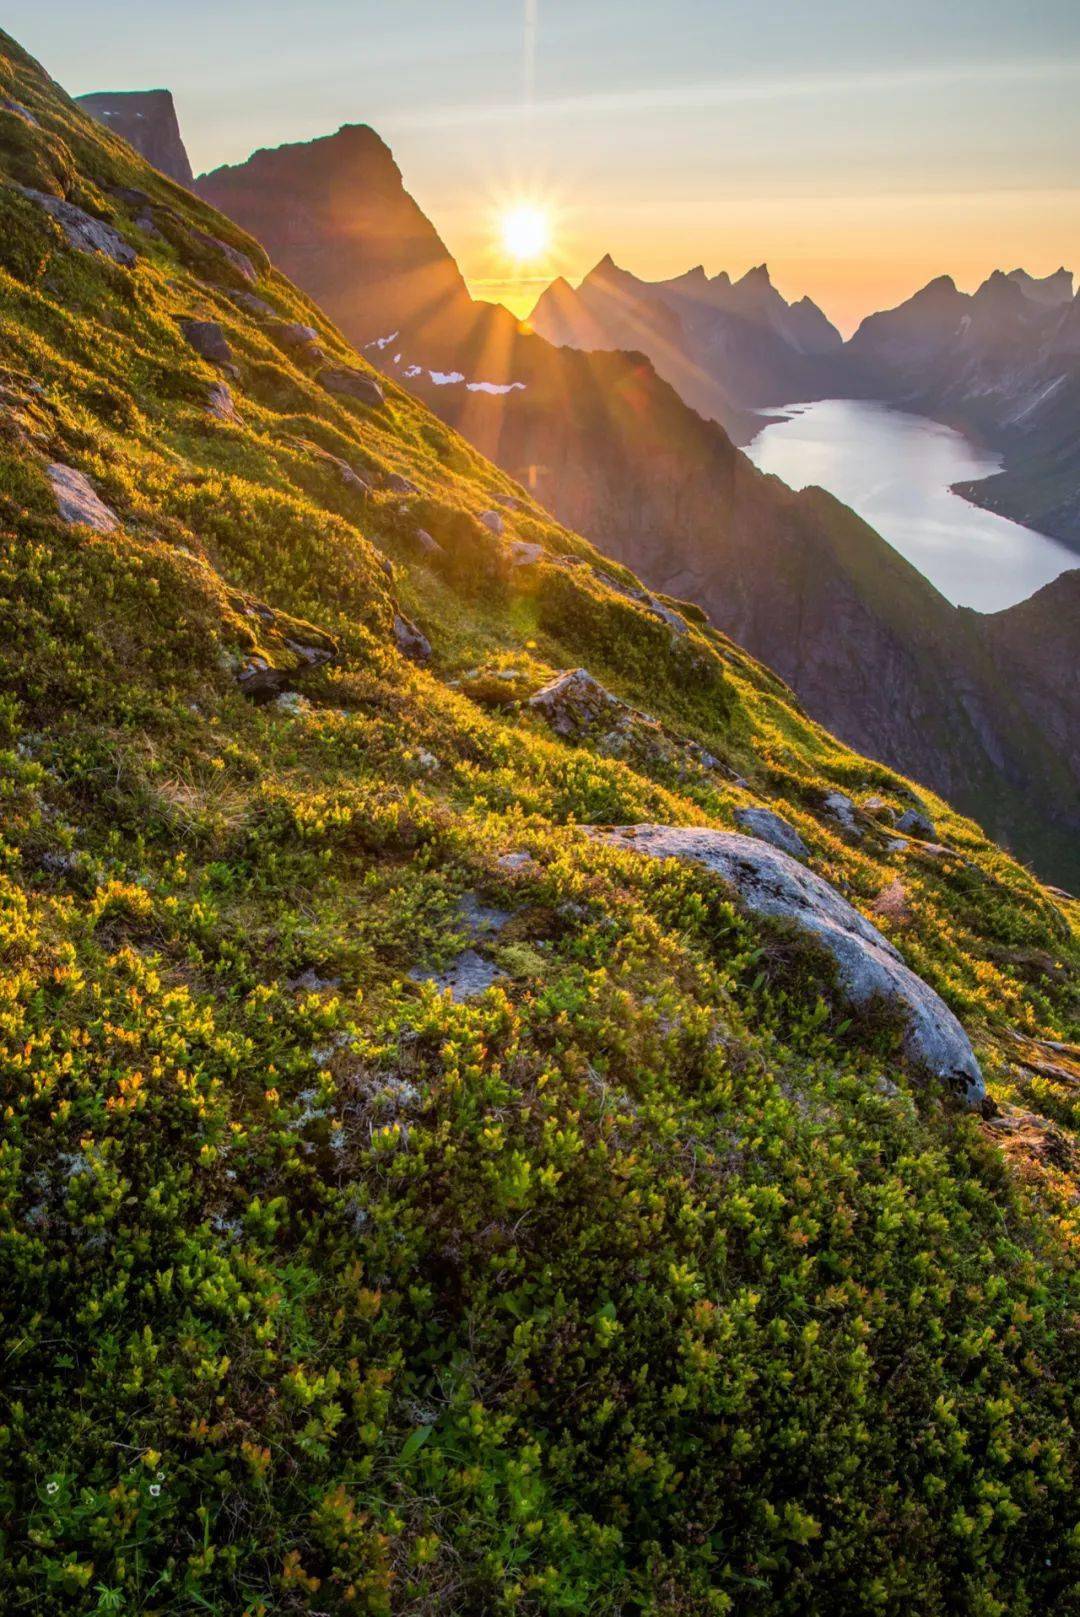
455 186 1080 335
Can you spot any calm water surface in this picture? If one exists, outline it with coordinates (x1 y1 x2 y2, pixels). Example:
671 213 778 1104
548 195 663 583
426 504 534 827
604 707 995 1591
746 398 1077 611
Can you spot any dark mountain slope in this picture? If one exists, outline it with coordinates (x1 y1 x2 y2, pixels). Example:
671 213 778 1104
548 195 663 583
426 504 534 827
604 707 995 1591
3 28 1080 1615
188 121 1080 884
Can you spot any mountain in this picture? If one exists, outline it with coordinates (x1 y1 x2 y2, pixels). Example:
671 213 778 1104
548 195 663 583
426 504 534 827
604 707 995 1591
530 254 843 429
75 88 194 187
2 27 1080 1614
847 269 1080 548
191 121 1080 884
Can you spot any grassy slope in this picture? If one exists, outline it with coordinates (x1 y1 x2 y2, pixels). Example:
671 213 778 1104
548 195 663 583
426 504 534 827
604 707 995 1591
1 30 1080 1617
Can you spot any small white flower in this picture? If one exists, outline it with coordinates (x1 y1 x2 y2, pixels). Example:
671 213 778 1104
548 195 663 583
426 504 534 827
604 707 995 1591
46 1481 59 1496
156 1471 165 1481
149 1484 161 1498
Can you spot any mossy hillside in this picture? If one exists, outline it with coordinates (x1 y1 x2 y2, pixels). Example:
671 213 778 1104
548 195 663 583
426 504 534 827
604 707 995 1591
1 28 1080 1617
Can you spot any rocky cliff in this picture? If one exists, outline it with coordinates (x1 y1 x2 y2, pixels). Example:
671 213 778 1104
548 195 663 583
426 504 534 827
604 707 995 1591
75 88 194 186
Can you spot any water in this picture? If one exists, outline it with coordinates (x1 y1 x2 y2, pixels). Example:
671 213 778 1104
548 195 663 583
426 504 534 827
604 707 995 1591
746 398 1077 612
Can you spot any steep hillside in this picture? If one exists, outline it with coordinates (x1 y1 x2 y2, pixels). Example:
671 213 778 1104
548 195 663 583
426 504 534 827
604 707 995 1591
190 117 1080 885
3 31 1080 1616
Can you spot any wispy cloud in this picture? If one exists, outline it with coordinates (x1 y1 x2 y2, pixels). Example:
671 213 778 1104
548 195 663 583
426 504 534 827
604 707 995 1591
389 56 1080 132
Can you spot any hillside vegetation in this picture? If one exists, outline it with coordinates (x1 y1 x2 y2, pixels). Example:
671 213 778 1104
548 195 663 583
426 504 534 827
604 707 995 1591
1 30 1080 1617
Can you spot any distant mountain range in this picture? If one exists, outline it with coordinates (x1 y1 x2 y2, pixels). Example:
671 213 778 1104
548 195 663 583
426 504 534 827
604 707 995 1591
531 256 842 436
80 96 1080 883
536 255 1080 548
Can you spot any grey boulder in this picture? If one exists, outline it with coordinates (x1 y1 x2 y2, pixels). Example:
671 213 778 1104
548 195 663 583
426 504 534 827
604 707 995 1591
21 189 136 265
528 668 621 737
393 613 431 663
180 319 233 365
734 806 809 861
896 808 937 840
592 824 985 1107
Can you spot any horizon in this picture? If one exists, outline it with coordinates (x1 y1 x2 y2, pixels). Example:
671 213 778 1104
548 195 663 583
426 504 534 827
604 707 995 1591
4 0 1078 334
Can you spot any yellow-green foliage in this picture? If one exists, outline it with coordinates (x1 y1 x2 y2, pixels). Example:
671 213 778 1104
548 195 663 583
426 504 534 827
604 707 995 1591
0 27 1079 1617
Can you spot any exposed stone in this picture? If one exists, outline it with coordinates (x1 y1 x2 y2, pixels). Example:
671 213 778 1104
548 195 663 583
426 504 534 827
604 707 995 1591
414 528 442 557
268 321 320 352
410 948 500 1001
591 824 985 1107
20 188 136 265
493 492 523 509
456 893 513 939
734 806 809 861
236 657 290 703
528 668 621 738
393 613 431 663
2 95 37 126
192 228 258 284
822 791 858 831
205 381 239 421
47 463 119 533
479 509 504 535
180 319 233 365
510 540 544 566
498 851 536 872
384 472 417 495
231 290 277 320
319 366 385 408
644 593 689 635
896 807 937 840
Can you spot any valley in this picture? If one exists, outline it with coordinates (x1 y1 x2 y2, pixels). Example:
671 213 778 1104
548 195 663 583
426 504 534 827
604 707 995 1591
746 397 1078 611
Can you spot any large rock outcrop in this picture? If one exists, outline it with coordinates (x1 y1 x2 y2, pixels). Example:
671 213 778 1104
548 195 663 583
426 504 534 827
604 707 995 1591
77 89 194 187
594 824 985 1107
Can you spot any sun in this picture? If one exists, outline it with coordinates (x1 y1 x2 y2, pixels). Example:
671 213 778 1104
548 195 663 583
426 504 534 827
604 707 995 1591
500 202 550 262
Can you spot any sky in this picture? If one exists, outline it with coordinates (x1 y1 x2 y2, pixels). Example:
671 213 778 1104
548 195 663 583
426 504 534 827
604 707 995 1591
4 0 1079 332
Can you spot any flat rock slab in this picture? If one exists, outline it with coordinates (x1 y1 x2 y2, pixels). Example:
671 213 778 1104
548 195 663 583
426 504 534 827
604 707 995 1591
319 366 385 409
21 189 136 265
411 949 500 1001
48 463 120 532
592 824 985 1107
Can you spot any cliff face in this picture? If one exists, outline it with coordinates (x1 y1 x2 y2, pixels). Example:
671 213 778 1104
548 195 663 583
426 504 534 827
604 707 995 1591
75 89 194 186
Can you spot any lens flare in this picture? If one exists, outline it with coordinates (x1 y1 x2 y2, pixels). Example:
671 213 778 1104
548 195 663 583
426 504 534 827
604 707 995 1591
500 203 550 261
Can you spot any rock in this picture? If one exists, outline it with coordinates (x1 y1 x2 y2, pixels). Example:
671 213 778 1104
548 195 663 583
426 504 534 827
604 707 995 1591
205 381 239 421
872 879 913 925
231 290 278 320
236 657 290 703
47 463 119 533
528 668 622 738
493 492 523 509
192 228 258 284
319 366 385 408
283 637 335 667
384 472 417 495
510 540 544 566
2 95 37 126
479 509 504 535
885 837 910 854
456 893 513 939
414 528 442 557
77 89 195 187
20 189 136 265
822 791 858 831
180 319 233 365
411 948 500 1001
591 824 985 1107
268 321 320 352
644 594 688 635
498 851 536 872
896 807 937 840
393 613 431 663
734 806 809 861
